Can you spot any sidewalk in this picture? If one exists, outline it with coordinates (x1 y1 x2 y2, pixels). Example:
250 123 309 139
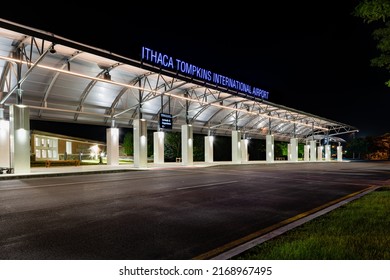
0 161 226 180
0 159 345 180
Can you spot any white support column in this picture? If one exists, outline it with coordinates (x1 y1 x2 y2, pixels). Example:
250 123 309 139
325 144 331 161
10 105 30 174
134 119 148 168
304 144 310 161
287 143 292 161
153 131 164 164
231 130 241 163
241 139 249 163
310 140 317 161
204 136 214 163
181 124 193 165
106 128 119 166
0 119 10 168
290 138 298 162
317 146 323 161
266 134 274 163
337 145 343 161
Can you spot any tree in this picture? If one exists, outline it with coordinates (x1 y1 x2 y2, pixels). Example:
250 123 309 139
147 131 154 157
248 138 266 160
372 132 390 159
193 134 205 161
345 136 368 159
354 0 390 22
274 141 287 158
164 131 181 161
298 143 305 159
122 131 133 156
354 0 390 86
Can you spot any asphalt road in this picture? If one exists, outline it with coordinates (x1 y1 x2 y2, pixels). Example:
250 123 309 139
0 161 389 260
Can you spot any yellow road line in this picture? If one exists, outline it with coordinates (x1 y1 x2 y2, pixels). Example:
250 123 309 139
193 186 377 260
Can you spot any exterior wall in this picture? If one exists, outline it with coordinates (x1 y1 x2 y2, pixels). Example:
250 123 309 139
31 131 105 161
58 140 66 156
32 135 59 160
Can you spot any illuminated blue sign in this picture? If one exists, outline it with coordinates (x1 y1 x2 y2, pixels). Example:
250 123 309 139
141 46 269 100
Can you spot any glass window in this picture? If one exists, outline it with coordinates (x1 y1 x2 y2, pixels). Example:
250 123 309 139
66 141 72 154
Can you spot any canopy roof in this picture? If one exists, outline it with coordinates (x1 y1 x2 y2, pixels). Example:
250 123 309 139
0 19 357 142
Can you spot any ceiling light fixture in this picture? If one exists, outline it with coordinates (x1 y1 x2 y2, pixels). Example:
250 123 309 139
49 45 56 54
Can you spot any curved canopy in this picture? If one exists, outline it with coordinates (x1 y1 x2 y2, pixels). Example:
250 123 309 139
0 19 357 142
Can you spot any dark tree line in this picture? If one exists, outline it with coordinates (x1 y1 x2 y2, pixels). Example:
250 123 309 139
122 129 390 161
345 133 390 160
121 130 307 162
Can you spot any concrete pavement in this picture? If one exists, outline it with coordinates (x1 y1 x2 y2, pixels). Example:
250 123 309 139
1 160 389 259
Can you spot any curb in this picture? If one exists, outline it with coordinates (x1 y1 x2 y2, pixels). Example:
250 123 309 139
193 186 379 260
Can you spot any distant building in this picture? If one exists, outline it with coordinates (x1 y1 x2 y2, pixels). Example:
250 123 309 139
31 130 106 162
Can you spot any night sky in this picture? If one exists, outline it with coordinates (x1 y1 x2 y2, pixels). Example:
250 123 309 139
2 1 389 138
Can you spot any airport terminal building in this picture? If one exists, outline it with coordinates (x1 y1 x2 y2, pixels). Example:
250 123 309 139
0 19 357 174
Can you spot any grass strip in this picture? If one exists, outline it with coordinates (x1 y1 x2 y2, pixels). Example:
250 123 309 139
233 186 390 260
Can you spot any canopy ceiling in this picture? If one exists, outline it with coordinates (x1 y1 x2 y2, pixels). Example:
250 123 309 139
0 19 357 142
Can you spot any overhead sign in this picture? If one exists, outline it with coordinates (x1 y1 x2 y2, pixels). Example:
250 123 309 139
159 113 173 129
141 46 269 100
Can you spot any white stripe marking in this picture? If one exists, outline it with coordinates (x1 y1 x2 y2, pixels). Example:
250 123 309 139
177 180 238 190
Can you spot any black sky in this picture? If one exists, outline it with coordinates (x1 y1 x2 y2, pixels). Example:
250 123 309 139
2 1 389 138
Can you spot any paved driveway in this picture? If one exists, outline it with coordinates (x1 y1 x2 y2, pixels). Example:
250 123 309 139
0 161 389 259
